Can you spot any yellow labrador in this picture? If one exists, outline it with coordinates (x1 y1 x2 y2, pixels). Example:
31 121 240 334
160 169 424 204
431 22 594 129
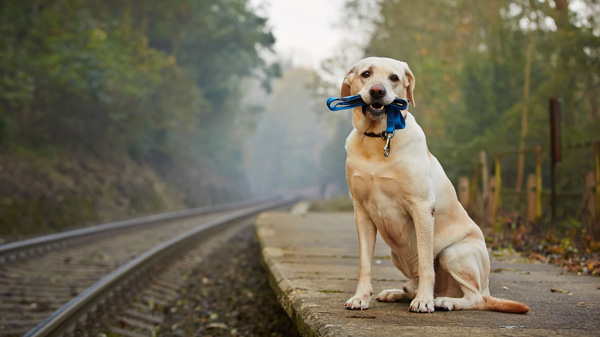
342 57 529 314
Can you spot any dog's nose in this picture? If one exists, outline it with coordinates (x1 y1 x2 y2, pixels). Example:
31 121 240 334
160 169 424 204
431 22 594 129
369 84 386 99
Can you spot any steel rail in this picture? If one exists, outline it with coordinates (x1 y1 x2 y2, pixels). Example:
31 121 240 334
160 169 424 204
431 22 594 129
0 198 266 264
23 196 297 337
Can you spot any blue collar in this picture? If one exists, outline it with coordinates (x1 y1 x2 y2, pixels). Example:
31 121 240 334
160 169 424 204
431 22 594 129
326 94 409 157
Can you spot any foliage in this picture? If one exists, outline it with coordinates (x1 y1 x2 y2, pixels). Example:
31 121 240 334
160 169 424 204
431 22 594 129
315 0 600 233
0 0 275 156
244 67 332 197
336 0 599 181
0 0 276 236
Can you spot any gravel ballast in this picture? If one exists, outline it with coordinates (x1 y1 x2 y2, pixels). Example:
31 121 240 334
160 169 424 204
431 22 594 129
160 224 300 337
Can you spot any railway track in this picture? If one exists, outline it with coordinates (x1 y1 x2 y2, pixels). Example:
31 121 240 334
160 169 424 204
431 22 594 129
0 197 295 336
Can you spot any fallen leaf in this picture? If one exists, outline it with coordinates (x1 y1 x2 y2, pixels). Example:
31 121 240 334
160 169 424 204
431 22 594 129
550 288 567 293
207 323 228 329
501 286 509 290
578 302 586 305
530 253 548 262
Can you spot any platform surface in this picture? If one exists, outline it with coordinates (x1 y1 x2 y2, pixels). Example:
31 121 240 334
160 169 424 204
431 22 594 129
256 211 600 337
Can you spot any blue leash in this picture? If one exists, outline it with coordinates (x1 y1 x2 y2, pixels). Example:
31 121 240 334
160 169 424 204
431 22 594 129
326 94 408 134
326 94 409 157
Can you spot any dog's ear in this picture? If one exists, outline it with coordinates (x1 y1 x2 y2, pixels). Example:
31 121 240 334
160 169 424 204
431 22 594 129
403 63 416 107
341 65 356 97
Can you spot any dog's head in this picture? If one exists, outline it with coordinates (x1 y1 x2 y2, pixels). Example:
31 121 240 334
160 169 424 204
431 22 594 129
341 57 415 120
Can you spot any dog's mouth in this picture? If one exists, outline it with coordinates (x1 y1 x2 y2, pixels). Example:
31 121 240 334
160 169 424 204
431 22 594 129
366 103 386 117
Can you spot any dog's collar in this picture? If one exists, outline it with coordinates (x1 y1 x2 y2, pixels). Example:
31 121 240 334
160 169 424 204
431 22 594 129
362 131 395 157
363 132 386 139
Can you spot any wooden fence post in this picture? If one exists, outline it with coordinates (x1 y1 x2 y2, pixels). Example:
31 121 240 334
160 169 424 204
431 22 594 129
584 172 596 220
480 151 489 224
584 171 599 239
489 177 497 223
595 142 600 223
527 174 537 224
458 176 470 210
494 154 502 208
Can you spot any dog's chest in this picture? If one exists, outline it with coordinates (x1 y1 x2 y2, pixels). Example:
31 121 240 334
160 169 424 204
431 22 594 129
348 162 414 247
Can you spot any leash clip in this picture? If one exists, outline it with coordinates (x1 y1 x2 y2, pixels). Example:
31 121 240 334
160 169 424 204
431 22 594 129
383 131 394 157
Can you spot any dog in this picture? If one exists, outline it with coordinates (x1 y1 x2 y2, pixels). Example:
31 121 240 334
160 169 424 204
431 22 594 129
341 57 529 314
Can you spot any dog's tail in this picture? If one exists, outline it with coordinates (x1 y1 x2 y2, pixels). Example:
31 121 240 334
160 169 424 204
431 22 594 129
480 296 530 314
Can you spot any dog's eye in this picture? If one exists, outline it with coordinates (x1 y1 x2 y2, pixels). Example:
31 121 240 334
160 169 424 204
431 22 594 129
390 74 400 82
361 71 371 78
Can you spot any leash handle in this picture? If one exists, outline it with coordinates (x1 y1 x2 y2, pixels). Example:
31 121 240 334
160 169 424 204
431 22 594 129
326 95 365 111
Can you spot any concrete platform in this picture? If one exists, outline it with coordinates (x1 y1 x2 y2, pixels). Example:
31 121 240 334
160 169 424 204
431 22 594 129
256 211 600 337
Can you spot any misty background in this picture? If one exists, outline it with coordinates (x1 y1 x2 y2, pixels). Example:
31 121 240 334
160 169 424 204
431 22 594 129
0 0 599 240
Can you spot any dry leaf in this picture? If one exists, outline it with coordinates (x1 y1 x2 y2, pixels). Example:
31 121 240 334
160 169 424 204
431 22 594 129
530 253 548 262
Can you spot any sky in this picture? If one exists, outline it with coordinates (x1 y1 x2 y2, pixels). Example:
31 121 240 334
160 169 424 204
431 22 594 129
249 0 349 69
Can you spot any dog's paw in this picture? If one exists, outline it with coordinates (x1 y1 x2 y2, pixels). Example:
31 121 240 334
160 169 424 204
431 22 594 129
375 289 410 302
434 297 455 311
409 297 435 313
345 294 371 310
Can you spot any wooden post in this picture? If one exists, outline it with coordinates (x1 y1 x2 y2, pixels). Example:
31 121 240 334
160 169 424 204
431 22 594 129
535 146 542 219
527 174 537 224
584 171 599 239
458 176 470 210
595 142 600 222
480 151 489 200
489 177 497 223
584 172 596 220
549 98 562 221
480 151 489 224
494 154 502 208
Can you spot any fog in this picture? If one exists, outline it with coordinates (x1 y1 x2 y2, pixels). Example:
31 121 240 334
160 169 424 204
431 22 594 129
242 66 348 199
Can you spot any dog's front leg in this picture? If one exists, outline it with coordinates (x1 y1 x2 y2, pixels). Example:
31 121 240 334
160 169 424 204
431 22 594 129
408 202 436 313
345 203 377 310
